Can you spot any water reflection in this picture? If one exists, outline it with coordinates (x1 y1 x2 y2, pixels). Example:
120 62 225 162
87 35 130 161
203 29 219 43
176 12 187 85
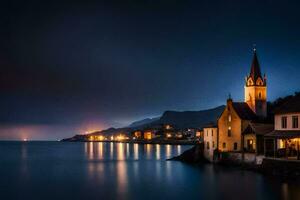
282 183 289 200
116 161 128 197
20 143 28 178
146 144 151 159
126 143 130 158
110 142 114 158
177 145 181 155
97 142 103 160
156 144 160 160
21 143 28 160
1 142 300 200
117 143 125 160
89 142 94 160
84 142 192 191
133 144 139 160
84 143 187 161
166 145 171 158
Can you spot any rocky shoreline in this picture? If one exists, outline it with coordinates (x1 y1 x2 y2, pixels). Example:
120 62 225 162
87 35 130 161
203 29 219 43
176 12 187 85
168 144 209 163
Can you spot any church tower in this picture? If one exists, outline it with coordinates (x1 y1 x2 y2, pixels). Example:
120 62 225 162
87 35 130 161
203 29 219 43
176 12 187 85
244 48 267 118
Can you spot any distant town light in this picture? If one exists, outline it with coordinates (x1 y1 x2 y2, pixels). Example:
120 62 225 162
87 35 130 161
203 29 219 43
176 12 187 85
165 125 171 130
144 131 153 140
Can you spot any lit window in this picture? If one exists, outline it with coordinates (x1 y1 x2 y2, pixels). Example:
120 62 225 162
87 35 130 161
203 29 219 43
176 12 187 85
281 116 287 129
228 126 232 137
228 114 231 122
293 116 298 129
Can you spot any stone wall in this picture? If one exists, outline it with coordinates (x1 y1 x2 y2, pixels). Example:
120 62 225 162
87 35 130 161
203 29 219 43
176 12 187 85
219 152 257 164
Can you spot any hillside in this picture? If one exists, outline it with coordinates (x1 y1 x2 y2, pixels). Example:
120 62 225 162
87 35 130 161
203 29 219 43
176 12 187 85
128 117 160 128
62 105 225 141
157 106 225 129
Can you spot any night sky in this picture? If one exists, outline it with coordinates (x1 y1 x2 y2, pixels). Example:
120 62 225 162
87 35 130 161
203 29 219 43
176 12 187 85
1 0 300 140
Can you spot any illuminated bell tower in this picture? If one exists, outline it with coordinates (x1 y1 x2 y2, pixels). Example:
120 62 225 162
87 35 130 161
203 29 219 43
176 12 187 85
244 48 267 118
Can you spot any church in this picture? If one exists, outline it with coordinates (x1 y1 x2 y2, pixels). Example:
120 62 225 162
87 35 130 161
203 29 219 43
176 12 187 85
203 49 274 161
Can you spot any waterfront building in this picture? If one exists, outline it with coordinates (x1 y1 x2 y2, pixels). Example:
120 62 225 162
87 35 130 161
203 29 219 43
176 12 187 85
165 132 175 139
133 130 142 139
143 129 160 140
203 123 218 161
242 122 273 154
265 96 300 159
183 128 197 139
195 129 204 142
218 97 257 152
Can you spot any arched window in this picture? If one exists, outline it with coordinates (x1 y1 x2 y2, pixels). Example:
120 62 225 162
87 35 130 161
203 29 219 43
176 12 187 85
256 78 263 86
247 78 253 86
258 92 262 99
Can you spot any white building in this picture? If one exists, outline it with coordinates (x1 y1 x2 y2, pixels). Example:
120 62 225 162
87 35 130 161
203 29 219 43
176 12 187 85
265 95 300 159
203 124 218 162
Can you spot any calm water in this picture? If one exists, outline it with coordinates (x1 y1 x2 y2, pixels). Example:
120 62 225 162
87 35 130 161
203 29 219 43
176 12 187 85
0 142 300 200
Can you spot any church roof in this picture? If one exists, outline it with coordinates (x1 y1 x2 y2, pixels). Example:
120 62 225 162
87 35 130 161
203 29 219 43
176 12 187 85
249 50 262 81
232 102 257 120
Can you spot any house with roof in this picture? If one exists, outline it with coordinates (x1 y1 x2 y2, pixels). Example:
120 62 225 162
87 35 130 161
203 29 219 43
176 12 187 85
265 95 300 159
242 122 274 154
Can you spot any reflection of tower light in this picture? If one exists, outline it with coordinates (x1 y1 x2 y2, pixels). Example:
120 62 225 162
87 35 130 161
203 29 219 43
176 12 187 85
117 143 125 160
177 145 182 155
156 144 160 160
98 142 103 160
133 144 139 160
166 145 171 158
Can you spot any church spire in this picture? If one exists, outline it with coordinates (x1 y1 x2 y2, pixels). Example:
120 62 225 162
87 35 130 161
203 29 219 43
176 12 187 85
244 47 267 118
249 48 262 82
